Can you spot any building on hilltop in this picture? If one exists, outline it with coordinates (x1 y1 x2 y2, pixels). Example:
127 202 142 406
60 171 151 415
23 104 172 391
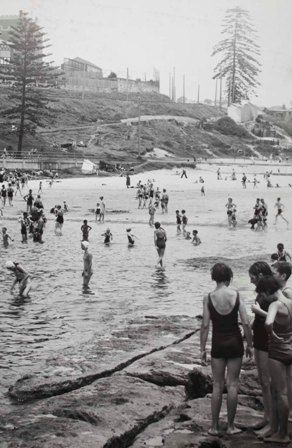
265 106 292 122
227 102 260 123
0 15 18 64
61 56 159 94
61 57 103 77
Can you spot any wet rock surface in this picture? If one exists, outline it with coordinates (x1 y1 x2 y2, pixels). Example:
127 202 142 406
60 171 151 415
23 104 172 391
9 315 198 402
2 315 291 447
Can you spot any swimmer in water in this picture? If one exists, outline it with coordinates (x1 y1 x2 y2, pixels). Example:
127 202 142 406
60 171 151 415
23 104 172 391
102 228 112 245
276 243 291 262
181 210 188 236
192 230 201 245
2 227 13 248
176 210 182 234
225 198 236 227
126 228 136 247
154 222 167 269
81 219 92 242
274 197 289 226
5 260 31 297
81 241 93 289
148 202 156 227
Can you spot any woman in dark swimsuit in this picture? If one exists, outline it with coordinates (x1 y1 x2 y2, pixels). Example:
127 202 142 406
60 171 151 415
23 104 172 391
253 276 292 445
249 261 274 436
200 263 252 436
154 222 167 269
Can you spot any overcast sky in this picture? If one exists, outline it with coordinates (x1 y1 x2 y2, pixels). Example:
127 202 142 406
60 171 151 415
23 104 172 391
2 0 292 107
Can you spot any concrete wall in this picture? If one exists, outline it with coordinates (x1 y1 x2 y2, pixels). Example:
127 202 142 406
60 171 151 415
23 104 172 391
0 158 83 171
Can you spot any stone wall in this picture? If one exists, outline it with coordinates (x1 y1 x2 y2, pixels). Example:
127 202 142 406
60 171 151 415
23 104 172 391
62 72 159 94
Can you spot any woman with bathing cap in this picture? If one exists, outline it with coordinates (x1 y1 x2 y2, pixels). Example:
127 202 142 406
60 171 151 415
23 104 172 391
5 261 31 297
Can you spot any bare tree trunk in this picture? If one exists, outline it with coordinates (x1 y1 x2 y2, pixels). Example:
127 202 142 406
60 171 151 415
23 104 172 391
17 72 26 158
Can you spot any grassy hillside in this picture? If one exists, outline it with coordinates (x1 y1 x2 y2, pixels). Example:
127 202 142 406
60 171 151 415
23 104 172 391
0 86 255 161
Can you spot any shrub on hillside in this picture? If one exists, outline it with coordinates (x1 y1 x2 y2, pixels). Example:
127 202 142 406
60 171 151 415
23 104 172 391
212 116 250 138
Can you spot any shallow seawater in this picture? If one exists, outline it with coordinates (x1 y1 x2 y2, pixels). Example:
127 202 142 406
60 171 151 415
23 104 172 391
0 166 291 403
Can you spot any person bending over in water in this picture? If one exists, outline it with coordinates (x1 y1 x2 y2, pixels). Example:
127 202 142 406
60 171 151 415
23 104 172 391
102 228 112 245
200 263 252 436
154 222 167 269
126 228 136 247
81 241 93 290
5 260 32 297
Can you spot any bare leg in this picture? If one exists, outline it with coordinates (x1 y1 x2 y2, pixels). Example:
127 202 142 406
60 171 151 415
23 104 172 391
252 349 272 435
226 357 242 434
264 358 290 444
288 366 292 421
280 214 289 225
209 358 226 435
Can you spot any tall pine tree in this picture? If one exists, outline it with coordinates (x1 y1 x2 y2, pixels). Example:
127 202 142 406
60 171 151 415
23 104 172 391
212 7 261 106
0 11 60 157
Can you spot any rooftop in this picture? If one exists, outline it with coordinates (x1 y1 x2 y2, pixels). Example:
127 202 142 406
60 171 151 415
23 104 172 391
73 57 102 70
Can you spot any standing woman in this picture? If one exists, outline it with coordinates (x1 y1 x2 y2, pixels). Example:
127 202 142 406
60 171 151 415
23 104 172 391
249 261 273 436
154 222 167 269
200 263 253 436
252 276 292 445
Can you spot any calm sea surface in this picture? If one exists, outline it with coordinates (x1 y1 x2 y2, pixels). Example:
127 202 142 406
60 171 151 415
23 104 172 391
0 166 291 405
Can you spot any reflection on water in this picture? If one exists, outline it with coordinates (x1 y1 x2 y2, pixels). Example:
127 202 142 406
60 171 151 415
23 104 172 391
151 269 169 289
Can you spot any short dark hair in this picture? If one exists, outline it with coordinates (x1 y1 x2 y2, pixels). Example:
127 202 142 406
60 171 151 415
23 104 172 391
211 263 233 283
277 243 284 250
256 276 281 295
181 209 185 213
271 253 279 261
273 262 292 281
154 222 161 229
249 261 272 278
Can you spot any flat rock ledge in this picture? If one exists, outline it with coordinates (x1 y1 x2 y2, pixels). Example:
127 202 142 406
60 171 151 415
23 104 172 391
1 314 291 447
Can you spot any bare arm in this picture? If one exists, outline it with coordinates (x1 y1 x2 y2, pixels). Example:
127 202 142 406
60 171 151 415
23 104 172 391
239 297 253 356
265 301 281 335
200 295 210 364
251 302 267 318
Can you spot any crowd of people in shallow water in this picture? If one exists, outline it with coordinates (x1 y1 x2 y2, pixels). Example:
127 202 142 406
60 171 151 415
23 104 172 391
1 165 292 443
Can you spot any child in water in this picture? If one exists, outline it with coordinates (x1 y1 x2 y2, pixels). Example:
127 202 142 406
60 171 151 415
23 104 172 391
81 219 92 242
95 203 101 221
102 228 112 245
175 210 182 234
192 230 201 245
185 231 191 240
126 228 136 247
2 227 14 248
181 210 188 236
63 201 68 212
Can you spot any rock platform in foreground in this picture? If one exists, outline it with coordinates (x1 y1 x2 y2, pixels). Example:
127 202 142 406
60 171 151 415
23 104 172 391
2 314 291 447
9 315 198 403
